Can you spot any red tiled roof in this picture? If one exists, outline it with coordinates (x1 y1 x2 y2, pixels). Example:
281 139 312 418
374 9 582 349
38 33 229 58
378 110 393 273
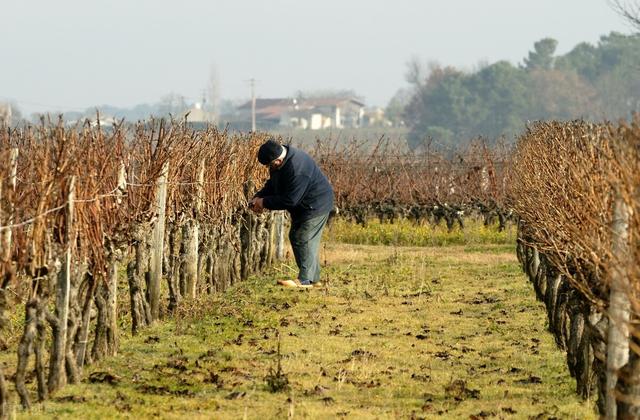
237 98 293 110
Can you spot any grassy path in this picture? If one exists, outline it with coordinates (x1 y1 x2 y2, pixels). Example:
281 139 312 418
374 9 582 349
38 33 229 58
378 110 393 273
22 242 595 419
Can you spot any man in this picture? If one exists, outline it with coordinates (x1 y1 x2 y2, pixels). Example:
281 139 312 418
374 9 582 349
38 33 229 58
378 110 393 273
249 139 334 288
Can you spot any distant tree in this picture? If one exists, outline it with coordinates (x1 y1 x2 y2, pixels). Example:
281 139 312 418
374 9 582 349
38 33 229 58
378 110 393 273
527 69 599 120
467 61 530 137
590 32 640 118
404 61 531 148
401 32 640 150
555 42 600 81
404 56 430 88
404 65 470 148
157 93 188 117
597 32 640 71
385 88 412 126
523 38 558 70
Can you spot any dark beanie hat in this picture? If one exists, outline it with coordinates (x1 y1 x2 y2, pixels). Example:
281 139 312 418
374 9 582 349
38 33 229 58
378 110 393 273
257 139 283 165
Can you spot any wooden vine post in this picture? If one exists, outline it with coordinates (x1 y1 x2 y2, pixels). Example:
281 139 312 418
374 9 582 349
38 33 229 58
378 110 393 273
104 163 127 356
605 192 631 419
184 159 204 299
111 163 127 345
149 162 168 321
48 176 75 393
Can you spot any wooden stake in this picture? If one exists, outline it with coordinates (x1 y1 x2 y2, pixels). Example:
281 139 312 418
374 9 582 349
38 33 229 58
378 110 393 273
184 159 205 299
605 193 631 419
149 162 168 321
48 176 75 393
108 163 126 352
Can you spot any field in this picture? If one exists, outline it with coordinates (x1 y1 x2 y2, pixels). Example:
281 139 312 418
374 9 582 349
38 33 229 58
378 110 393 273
15 223 596 419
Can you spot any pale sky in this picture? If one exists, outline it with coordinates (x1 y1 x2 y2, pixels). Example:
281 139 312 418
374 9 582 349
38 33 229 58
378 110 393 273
0 0 634 114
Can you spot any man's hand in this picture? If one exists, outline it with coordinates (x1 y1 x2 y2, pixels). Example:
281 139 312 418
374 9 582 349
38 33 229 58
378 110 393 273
249 197 265 214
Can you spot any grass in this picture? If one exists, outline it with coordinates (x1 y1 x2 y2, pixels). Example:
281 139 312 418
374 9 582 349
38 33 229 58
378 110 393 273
10 233 596 419
327 217 516 247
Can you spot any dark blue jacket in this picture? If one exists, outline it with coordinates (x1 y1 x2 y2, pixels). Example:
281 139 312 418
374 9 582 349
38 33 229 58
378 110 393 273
255 146 334 222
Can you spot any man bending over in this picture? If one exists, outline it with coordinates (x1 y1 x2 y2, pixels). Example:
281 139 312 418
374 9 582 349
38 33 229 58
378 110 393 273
249 139 334 288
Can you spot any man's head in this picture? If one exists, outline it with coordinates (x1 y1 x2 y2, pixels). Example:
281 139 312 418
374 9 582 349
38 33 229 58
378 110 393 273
258 139 286 170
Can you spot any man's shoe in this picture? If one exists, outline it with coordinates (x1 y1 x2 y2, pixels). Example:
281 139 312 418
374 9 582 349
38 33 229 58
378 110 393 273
277 279 312 288
310 281 324 288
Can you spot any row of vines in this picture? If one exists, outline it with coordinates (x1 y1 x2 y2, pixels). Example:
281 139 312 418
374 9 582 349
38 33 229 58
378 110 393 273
510 118 640 417
0 120 285 415
310 138 513 231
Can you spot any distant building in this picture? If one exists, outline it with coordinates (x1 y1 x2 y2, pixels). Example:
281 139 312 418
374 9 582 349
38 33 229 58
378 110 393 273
236 97 366 130
0 103 12 126
363 107 391 127
184 102 215 124
236 98 293 130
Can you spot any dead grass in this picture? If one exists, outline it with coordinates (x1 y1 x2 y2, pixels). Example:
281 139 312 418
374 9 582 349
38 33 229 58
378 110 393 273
11 241 596 419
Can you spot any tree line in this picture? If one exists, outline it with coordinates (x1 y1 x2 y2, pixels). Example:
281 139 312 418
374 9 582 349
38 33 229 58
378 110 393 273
392 32 640 149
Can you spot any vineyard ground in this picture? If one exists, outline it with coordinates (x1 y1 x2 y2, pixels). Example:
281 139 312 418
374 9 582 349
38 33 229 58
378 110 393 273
13 235 595 418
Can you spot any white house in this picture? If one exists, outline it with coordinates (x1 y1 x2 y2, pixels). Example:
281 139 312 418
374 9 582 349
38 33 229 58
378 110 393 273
184 102 215 124
287 97 365 130
237 97 365 130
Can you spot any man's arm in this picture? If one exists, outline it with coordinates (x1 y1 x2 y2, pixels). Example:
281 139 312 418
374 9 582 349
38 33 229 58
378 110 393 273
263 175 310 210
254 178 274 198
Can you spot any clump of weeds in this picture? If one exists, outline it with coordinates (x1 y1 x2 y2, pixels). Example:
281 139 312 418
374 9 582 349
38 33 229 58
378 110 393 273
265 331 290 393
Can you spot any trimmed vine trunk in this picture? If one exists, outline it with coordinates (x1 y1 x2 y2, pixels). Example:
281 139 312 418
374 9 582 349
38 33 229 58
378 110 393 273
198 229 211 294
35 301 48 401
231 226 242 285
17 266 54 405
240 210 253 280
167 222 181 313
576 306 598 399
65 257 85 379
75 272 97 368
15 299 38 409
255 214 269 272
127 226 152 335
517 236 607 412
275 212 285 261
65 302 80 384
618 336 640 418
91 250 121 361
